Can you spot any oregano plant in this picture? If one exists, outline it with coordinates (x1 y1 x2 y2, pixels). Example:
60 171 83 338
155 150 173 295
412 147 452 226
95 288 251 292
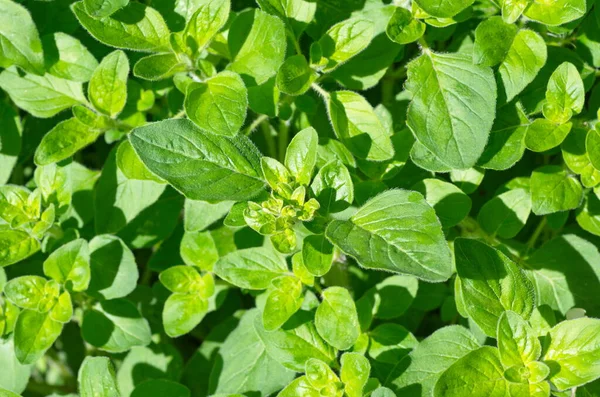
1 0 600 396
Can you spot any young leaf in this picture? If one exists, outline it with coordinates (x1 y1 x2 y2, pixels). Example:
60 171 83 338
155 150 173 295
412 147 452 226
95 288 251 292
414 0 474 18
326 190 453 282
497 311 541 369
34 118 103 166
214 247 288 290
180 230 218 271
530 165 584 215
472 17 517 67
262 275 303 331
317 18 374 72
386 7 426 45
0 0 44 75
587 128 600 171
328 91 394 162
276 55 318 96
14 310 62 364
310 160 354 214
129 119 265 201
285 127 318 186
133 53 187 81
88 50 129 118
406 51 497 169
315 286 360 350
340 353 370 397
78 356 120 397
3 276 46 310
163 292 208 338
455 238 535 337
544 62 585 122
525 119 572 152
0 67 86 118
184 71 248 136
72 1 170 52
523 0 585 26
43 239 91 292
0 228 40 268
184 0 230 55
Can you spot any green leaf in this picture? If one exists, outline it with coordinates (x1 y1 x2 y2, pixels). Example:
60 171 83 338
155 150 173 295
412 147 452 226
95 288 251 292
472 17 517 67
256 0 316 36
358 276 418 325
163 292 208 337
328 91 394 162
214 247 288 290
285 127 318 186
228 9 286 85
4 276 46 311
34 118 103 166
0 67 86 118
0 102 21 185
412 178 472 228
180 230 218 271
544 62 584 123
406 51 497 169
276 55 318 96
0 337 31 394
83 0 129 18
183 0 230 55
386 7 426 45
82 298 151 353
576 190 600 237
133 53 187 81
0 0 44 74
530 165 584 215
78 356 120 397
314 286 360 350
262 275 303 331
14 310 62 364
49 291 72 323
525 119 572 152
499 0 529 23
340 353 370 397
497 311 541 369
368 323 417 364
131 379 190 397
213 309 295 395
414 0 474 18
387 325 480 395
561 128 600 188
72 1 170 52
478 188 531 239
129 119 265 201
455 238 535 337
88 235 138 300
184 199 233 232
0 228 40 267
88 50 129 118
43 239 90 292
310 160 354 214
254 310 337 372
317 18 374 72
42 32 98 82
523 0 585 26
116 140 164 183
434 347 510 397
326 190 453 282
498 30 547 103
302 234 334 277
185 71 248 136
542 317 600 391
371 388 396 397
587 128 600 172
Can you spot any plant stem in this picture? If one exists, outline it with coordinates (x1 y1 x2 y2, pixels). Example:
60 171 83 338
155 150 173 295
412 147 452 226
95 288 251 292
244 114 269 136
261 122 277 158
524 217 547 256
278 120 289 163
311 83 329 99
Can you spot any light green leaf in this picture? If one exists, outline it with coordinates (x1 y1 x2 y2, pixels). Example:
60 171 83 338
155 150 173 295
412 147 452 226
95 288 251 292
523 0 586 26
285 127 318 186
530 165 583 215
43 239 90 292
0 0 44 74
544 62 584 123
576 190 600 237
72 1 170 52
34 118 103 166
472 17 517 67
368 323 417 364
315 286 360 350
328 91 394 162
116 140 164 183
497 311 540 369
254 310 337 372
133 53 187 81
130 119 265 201
89 50 129 118
0 102 21 185
478 188 531 239
302 234 334 277
310 160 354 214
78 356 120 397
228 9 286 85
83 0 129 18
185 71 248 136
372 387 396 397
455 238 535 337
263 275 303 331
387 325 480 395
498 30 547 103
214 247 288 290
82 298 151 353
180 230 218 271
256 0 316 36
49 291 72 323
543 317 600 391
276 55 318 96
412 178 472 228
163 293 208 337
386 7 425 45
500 0 529 23
42 32 98 82
183 0 230 54
88 235 138 300
0 228 39 268
326 190 453 282
184 199 233 232
406 51 497 169
414 0 474 18
317 18 373 72
525 119 572 152
0 337 31 394
587 128 600 171
4 276 46 311
0 67 86 118
561 128 600 188
14 310 62 364
341 352 370 397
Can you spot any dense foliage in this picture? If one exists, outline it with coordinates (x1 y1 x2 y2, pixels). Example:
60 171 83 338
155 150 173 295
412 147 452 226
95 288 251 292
1 0 600 396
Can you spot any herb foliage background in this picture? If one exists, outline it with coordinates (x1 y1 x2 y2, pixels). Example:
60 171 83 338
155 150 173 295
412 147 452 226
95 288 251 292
0 0 600 395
